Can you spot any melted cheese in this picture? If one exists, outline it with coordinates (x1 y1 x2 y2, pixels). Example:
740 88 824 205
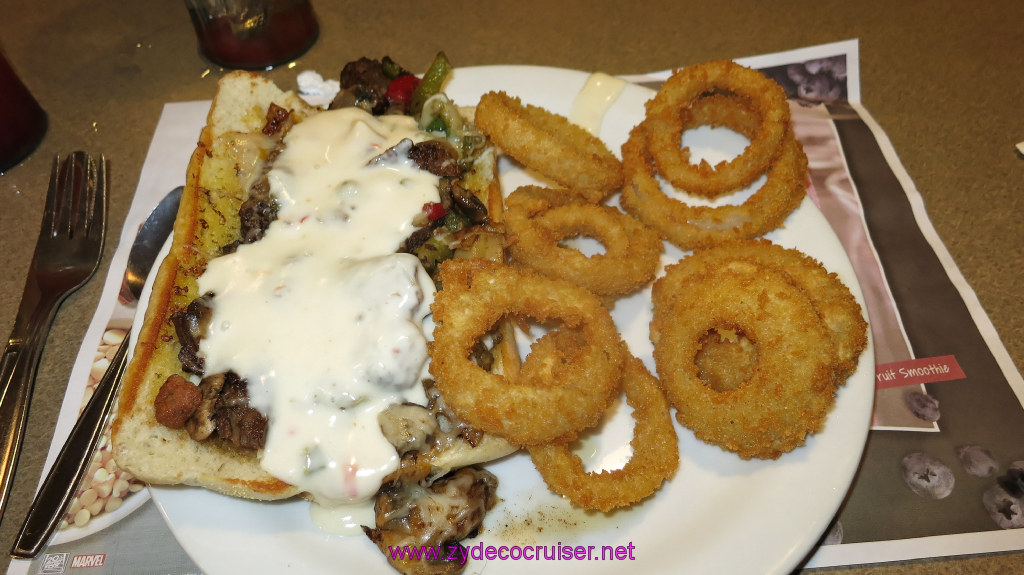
569 72 627 135
197 107 440 531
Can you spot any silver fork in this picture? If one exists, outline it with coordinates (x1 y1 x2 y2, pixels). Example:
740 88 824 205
0 152 107 526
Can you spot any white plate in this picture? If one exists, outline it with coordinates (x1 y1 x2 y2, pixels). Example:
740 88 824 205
148 65 874 575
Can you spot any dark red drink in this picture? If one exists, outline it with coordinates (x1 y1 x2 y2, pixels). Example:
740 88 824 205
186 0 319 70
0 50 47 172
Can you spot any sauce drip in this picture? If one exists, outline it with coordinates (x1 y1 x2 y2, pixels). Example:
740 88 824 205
569 72 627 135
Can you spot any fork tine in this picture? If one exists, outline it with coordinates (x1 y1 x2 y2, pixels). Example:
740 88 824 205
54 153 81 239
68 152 104 240
41 155 61 239
68 151 89 239
86 155 107 241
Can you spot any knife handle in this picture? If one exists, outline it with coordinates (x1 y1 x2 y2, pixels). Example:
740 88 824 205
10 335 129 558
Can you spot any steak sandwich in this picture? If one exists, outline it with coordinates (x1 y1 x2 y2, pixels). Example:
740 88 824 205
111 55 518 574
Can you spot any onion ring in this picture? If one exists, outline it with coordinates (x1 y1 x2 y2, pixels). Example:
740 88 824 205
683 92 763 143
620 114 807 251
504 186 662 298
528 355 679 511
429 258 625 446
651 260 839 459
644 60 791 198
474 91 622 203
671 239 867 379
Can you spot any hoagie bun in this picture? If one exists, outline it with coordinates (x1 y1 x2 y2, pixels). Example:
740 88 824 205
111 66 515 507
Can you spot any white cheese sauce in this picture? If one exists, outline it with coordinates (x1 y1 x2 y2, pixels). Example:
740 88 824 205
569 72 627 135
197 107 441 533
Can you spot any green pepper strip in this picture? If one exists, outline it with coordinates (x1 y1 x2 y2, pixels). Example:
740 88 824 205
381 56 403 79
411 51 452 118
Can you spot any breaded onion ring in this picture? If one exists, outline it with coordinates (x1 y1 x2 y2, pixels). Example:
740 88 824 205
474 91 622 203
672 240 867 379
429 259 625 446
620 117 807 251
644 60 791 198
651 260 839 459
683 93 763 137
528 355 678 511
504 186 662 298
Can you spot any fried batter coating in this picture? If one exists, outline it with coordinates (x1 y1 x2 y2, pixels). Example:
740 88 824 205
475 91 622 203
528 355 678 511
429 259 625 446
505 185 662 299
651 260 839 459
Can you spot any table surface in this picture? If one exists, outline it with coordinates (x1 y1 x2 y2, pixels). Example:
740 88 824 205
1 0 1022 573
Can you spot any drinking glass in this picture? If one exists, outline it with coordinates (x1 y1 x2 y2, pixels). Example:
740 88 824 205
0 49 47 172
185 0 319 70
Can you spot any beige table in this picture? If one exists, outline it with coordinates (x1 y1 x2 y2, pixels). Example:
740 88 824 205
1 0 1022 573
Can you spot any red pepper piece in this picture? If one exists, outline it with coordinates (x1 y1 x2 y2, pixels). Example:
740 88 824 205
423 201 447 222
386 74 421 110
